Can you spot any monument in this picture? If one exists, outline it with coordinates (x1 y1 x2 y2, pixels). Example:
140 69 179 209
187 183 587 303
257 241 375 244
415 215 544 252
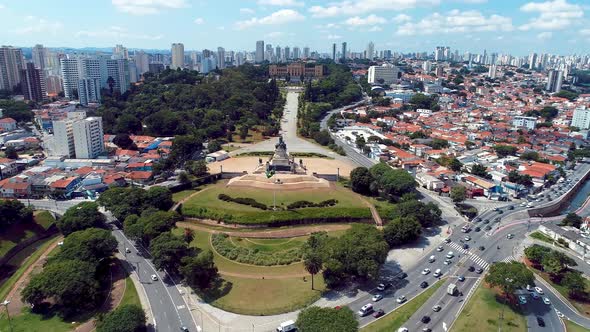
264 136 303 173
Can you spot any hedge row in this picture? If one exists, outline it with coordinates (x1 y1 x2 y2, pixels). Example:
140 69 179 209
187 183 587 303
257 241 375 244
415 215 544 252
211 233 303 266
218 194 268 210
287 199 338 209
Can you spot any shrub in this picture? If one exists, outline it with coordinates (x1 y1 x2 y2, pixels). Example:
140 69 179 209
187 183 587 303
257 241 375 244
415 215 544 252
287 199 338 209
211 233 303 266
217 194 268 210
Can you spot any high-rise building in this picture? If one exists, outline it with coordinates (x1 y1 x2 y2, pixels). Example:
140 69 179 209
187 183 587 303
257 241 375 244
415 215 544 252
59 58 80 99
572 107 590 130
303 47 310 59
0 46 24 91
293 47 300 60
32 44 47 71
528 53 537 70
53 119 75 157
217 47 226 69
332 43 336 62
341 42 347 63
367 64 399 84
46 75 62 96
78 78 101 106
435 46 444 61
255 40 265 63
60 56 130 100
21 62 47 102
113 44 129 59
546 69 563 93
73 117 104 159
284 47 290 60
488 64 497 79
366 41 375 60
171 43 185 70
134 51 149 75
275 46 281 62
422 61 432 73
106 58 130 94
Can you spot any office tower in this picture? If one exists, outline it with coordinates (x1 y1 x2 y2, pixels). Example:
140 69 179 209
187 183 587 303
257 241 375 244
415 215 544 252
275 46 281 62
303 47 310 59
341 42 347 63
367 64 399 84
53 119 75 157
546 70 563 93
236 52 245 66
152 53 165 63
0 46 24 91
255 40 265 63
332 43 337 62
422 61 432 73
134 51 149 75
106 58 130 94
284 47 290 61
528 53 537 70
436 65 444 77
21 62 47 102
73 117 105 159
293 47 300 60
202 49 212 58
435 46 444 61
60 58 79 99
366 42 375 60
217 47 226 69
46 75 62 96
171 43 185 70
113 44 129 59
32 44 47 71
128 61 138 83
572 107 590 130
78 78 101 106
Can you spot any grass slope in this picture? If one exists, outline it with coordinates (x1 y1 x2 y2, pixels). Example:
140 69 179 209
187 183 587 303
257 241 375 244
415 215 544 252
0 211 55 258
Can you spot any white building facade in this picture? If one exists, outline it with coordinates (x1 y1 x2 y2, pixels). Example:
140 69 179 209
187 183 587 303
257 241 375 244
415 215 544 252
73 117 105 159
368 64 399 84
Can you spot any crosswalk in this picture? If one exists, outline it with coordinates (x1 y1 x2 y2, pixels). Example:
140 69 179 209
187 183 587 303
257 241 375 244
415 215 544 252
499 255 516 263
446 242 490 270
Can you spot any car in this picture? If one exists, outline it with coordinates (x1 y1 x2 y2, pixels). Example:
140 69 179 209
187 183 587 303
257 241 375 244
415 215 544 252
421 316 431 323
180 327 189 332
432 305 442 312
507 234 514 239
535 287 544 294
479 246 485 251
151 274 158 281
537 316 545 327
498 210 504 214
468 266 475 272
420 281 429 288
444 259 452 265
444 238 451 243
429 255 436 263
474 227 481 232
526 284 533 291
437 246 444 252
527 203 534 208
372 294 383 302
422 268 431 275
125 247 131 253
508 206 515 210
446 251 455 259
358 303 374 316
518 295 527 304
398 328 409 332
377 283 386 291
396 296 407 304
373 309 385 318
462 244 469 249
475 267 483 274
422 328 432 332
494 207 499 211
484 225 492 231
531 292 540 299
556 310 564 318
483 219 490 224
474 217 481 222
458 275 465 282
494 217 501 223
543 297 551 305
520 202 527 207
464 236 471 241
398 272 408 279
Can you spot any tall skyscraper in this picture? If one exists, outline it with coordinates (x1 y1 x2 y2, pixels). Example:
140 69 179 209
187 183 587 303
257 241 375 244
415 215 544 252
73 117 105 159
134 51 149 75
78 78 101 106
53 119 76 158
572 107 590 130
488 64 497 79
21 62 47 102
32 44 47 71
435 46 444 61
546 70 563 93
255 40 265 63
113 44 129 59
303 47 310 59
59 58 79 99
0 46 24 91
275 46 281 62
293 47 300 60
528 53 537 70
171 43 185 70
341 42 347 63
332 43 336 62
106 58 130 94
366 42 375 60
217 47 226 69
284 47 290 61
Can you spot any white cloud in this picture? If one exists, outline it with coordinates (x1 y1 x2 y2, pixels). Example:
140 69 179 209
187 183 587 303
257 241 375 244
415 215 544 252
257 0 304 6
309 0 440 18
537 31 553 40
0 4 5 9
396 10 513 36
76 26 163 40
111 0 188 15
392 14 411 23
519 0 583 30
315 23 340 29
367 26 383 31
235 9 304 29
580 29 590 36
326 34 342 39
240 8 255 14
345 14 387 26
194 17 205 24
15 16 63 35
265 31 284 38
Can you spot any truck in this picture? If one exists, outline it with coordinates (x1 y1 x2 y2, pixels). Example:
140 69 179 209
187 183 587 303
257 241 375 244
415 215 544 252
447 283 458 296
276 320 297 332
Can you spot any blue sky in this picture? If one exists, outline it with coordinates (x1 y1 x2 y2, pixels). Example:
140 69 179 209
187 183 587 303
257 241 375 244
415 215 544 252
0 0 589 55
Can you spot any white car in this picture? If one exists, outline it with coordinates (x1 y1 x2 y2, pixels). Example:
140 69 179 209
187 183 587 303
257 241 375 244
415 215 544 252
422 268 431 275
543 297 551 305
377 283 386 291
437 246 444 252
556 310 564 318
535 287 544 294
372 294 383 302
520 202 527 207
398 328 409 332
151 274 158 281
396 296 407 304
432 305 442 312
464 236 471 241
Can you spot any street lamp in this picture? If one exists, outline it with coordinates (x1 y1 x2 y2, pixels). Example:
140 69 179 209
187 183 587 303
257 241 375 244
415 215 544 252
2 299 13 332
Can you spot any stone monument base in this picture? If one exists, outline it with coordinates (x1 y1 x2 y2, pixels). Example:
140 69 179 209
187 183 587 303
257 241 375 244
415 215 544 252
226 173 330 190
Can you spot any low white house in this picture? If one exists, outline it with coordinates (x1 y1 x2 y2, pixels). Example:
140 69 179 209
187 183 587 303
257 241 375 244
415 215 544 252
416 172 445 191
206 150 229 162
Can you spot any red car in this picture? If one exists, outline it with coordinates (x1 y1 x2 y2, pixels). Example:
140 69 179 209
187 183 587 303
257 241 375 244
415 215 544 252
373 309 385 318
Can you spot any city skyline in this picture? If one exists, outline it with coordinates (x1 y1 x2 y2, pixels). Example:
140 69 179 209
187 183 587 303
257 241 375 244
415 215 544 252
0 0 589 55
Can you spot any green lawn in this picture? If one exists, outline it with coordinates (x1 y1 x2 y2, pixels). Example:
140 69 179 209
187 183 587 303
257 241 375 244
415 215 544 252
361 279 444 332
366 197 396 220
452 284 527 332
181 182 371 224
232 236 308 252
529 232 568 248
0 212 55 259
0 308 76 332
33 211 55 230
565 320 590 332
172 190 199 203
119 276 141 308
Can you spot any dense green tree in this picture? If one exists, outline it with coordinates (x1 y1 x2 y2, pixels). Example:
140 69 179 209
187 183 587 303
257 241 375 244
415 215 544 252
451 186 467 203
562 270 587 298
409 93 438 110
383 217 422 247
150 232 188 274
350 167 373 195
524 244 551 265
0 199 33 230
56 202 106 236
554 90 578 101
178 171 190 184
53 228 117 265
508 170 533 187
389 200 441 227
356 136 366 149
113 133 136 150
125 211 181 246
296 306 358 332
494 145 518 157
98 187 174 221
5 146 18 159
471 164 491 179
369 163 416 200
207 140 222 153
183 228 195 244
0 100 33 122
144 187 174 211
428 138 449 149
180 250 218 290
541 251 577 278
96 304 146 332
186 160 208 177
170 135 203 164
485 262 534 298
448 158 463 172
561 213 583 228
114 114 143 134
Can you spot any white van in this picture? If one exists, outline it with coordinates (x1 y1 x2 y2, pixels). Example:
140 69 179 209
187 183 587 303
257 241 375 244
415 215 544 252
276 320 297 332
429 255 436 263
434 269 442 277
358 303 374 316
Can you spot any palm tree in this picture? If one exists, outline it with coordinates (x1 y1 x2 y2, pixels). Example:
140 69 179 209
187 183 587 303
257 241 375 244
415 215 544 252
303 253 322 290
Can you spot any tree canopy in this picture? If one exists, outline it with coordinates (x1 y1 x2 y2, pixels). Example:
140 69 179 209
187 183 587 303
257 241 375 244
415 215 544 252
52 228 117 265
56 202 106 236
383 216 422 247
451 186 467 203
350 167 373 195
561 213 583 228
485 262 534 298
97 187 174 220
0 199 33 231
388 199 441 228
494 145 518 157
96 304 146 332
